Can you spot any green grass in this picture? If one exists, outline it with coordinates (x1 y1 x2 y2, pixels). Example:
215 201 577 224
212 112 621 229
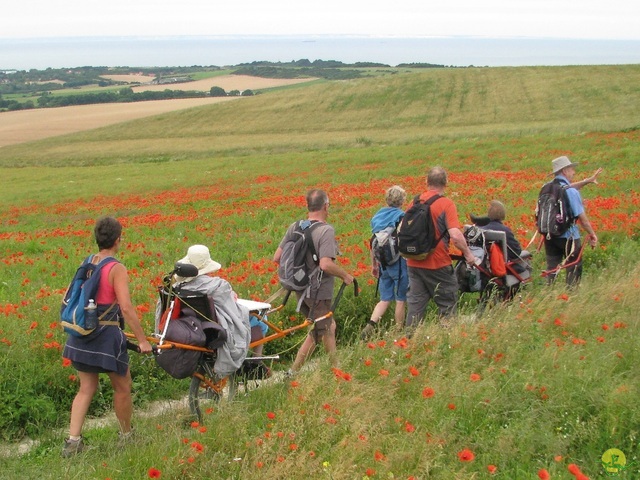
2 65 639 169
0 64 638 478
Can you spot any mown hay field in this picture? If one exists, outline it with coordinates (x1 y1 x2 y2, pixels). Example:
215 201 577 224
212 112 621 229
0 75 317 147
130 74 316 93
0 97 236 147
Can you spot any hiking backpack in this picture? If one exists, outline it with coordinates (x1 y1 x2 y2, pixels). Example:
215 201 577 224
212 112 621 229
536 179 573 239
397 194 443 260
370 225 401 269
277 220 320 291
60 255 118 337
488 242 507 277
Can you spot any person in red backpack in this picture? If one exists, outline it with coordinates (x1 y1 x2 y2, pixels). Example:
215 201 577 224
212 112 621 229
62 217 152 457
405 167 477 330
473 200 523 262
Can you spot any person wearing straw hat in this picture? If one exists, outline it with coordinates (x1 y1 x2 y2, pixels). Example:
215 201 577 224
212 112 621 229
544 156 598 286
174 244 251 377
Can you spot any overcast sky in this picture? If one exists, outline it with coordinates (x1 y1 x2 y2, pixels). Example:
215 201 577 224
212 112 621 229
3 0 639 40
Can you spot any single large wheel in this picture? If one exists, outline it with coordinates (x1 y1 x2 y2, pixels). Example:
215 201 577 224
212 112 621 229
188 358 237 422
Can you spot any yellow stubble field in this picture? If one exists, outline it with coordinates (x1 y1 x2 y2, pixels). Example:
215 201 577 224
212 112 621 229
0 75 315 147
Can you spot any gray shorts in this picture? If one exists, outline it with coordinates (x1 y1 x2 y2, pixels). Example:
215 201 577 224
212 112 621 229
405 265 458 326
300 298 333 341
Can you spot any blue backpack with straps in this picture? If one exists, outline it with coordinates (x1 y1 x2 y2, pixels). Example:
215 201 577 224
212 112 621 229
60 255 119 337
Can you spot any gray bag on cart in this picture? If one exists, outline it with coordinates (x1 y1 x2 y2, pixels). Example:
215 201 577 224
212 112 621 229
155 315 207 379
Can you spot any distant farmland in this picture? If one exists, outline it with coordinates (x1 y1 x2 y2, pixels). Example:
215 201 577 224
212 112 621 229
0 75 316 147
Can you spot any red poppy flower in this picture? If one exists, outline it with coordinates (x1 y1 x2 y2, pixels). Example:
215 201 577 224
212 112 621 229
457 449 475 462
408 366 419 376
191 441 204 453
374 450 386 461
62 358 72 367
147 467 162 478
537 469 550 480
487 464 497 474
266 412 276 419
379 369 389 376
568 464 581 475
422 387 435 398
470 373 481 382
366 468 376 476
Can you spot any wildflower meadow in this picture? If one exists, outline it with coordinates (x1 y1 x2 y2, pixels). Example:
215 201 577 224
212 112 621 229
0 65 638 478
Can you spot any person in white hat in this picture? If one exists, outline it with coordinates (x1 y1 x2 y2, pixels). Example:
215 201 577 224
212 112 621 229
175 244 222 281
544 156 598 286
173 245 251 377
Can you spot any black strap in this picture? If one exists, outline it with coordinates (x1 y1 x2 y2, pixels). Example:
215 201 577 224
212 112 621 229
300 219 321 265
416 194 446 249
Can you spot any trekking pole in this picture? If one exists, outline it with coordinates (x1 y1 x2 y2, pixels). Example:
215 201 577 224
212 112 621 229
330 278 359 313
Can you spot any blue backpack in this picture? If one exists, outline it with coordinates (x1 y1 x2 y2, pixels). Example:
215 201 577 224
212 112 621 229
60 255 119 337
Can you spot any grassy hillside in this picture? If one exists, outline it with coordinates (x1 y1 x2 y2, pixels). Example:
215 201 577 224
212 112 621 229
1 65 638 169
0 64 638 478
1 253 639 479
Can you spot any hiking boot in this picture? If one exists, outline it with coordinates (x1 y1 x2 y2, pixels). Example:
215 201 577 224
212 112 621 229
61 437 84 457
361 321 377 340
117 428 137 448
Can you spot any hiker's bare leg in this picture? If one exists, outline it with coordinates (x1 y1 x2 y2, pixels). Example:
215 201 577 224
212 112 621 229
69 371 99 437
108 369 133 433
394 300 406 329
291 335 317 372
322 319 337 367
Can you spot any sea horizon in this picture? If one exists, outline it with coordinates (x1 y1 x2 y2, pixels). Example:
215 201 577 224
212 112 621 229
1 35 640 71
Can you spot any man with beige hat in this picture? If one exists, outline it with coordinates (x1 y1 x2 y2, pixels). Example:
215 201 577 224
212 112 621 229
543 156 598 286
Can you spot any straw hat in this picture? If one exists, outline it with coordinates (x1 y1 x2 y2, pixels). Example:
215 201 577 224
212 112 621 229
551 156 578 175
177 245 221 278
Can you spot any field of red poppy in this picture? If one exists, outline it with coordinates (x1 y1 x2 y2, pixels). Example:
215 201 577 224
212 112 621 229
0 65 639 478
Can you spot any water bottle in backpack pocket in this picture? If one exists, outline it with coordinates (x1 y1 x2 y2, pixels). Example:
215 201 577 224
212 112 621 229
60 255 119 337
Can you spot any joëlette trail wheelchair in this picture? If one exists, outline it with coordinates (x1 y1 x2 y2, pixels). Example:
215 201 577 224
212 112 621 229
127 263 354 422
454 225 533 310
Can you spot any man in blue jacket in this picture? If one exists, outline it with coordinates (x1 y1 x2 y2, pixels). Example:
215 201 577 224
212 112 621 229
545 156 598 286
